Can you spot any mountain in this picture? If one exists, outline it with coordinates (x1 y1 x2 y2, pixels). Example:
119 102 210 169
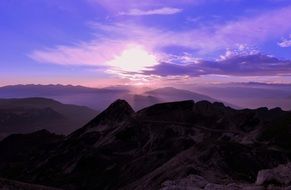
0 85 237 111
0 84 112 97
0 84 129 111
0 84 161 111
0 100 291 189
0 98 97 139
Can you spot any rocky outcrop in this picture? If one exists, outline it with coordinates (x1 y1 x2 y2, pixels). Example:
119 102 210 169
256 163 291 186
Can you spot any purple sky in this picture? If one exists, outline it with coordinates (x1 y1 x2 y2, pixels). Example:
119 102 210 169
1 0 291 87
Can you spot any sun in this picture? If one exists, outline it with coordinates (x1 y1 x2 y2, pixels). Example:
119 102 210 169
107 44 158 73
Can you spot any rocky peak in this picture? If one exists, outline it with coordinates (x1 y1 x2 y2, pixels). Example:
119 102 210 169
105 99 134 115
91 99 134 124
69 100 134 138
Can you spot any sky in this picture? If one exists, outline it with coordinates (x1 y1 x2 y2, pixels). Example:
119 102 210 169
1 0 291 87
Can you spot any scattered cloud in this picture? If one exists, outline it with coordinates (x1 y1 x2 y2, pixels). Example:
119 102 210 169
119 7 182 16
163 53 202 64
218 44 259 60
278 35 291 47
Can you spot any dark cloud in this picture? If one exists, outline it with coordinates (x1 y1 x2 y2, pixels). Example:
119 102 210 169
144 54 291 77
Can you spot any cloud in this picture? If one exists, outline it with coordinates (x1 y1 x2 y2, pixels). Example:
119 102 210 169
218 44 259 60
87 4 291 53
145 54 291 77
29 39 133 68
278 35 291 47
119 7 182 16
29 6 291 80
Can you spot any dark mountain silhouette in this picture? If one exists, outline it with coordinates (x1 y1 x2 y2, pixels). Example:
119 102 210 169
0 100 291 189
0 98 97 139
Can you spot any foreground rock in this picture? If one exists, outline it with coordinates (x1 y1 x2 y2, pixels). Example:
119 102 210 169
256 163 291 186
0 100 291 190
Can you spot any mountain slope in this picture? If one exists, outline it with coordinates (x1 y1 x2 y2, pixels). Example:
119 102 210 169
0 100 291 189
0 98 97 139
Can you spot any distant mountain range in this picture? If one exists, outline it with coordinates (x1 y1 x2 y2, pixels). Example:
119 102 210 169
0 97 97 140
0 84 236 111
0 99 291 189
0 84 129 111
193 82 291 110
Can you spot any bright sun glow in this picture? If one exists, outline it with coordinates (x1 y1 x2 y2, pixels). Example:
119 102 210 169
107 45 158 73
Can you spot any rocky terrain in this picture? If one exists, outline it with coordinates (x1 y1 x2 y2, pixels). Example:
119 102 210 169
0 99 291 189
